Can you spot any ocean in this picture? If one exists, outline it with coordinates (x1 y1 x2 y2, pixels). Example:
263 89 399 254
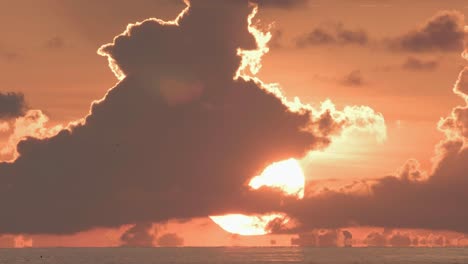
1 247 468 264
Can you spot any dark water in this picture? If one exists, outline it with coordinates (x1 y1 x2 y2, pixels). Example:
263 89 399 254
1 247 468 264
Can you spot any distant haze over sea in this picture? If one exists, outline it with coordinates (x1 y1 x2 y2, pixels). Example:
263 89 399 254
1 247 468 264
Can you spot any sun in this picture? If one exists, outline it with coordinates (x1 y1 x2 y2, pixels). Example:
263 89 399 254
210 213 286 236
210 158 305 236
249 158 305 199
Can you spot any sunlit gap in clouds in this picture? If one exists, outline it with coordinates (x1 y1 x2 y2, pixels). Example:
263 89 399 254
210 159 305 236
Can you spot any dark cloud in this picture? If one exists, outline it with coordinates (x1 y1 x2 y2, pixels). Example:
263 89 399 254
296 23 368 48
297 11 466 52
363 230 413 247
402 57 439 71
340 70 364 87
411 233 452 247
291 230 341 247
120 223 156 247
0 0 342 235
387 11 467 52
250 0 308 9
389 232 412 247
282 149 468 233
157 233 184 247
342 230 352 247
0 92 27 119
317 230 339 247
291 232 317 247
364 231 387 247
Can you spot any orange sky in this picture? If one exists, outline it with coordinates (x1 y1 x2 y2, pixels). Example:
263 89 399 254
0 0 468 248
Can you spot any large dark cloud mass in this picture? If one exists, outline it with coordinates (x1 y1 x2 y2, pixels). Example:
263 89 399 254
120 223 156 247
0 0 338 235
0 92 26 119
387 11 467 52
6 0 464 239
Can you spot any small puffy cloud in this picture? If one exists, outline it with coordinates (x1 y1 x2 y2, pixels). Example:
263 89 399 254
291 232 317 247
120 223 156 247
157 233 184 247
317 230 339 247
389 232 412 247
363 230 413 247
296 23 368 48
0 92 26 119
387 11 467 52
291 229 344 247
364 231 387 247
342 230 352 247
340 70 364 87
402 57 439 71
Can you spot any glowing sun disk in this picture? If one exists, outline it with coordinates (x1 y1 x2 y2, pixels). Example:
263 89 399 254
210 213 285 236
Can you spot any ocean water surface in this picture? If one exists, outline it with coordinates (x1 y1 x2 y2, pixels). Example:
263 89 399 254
1 247 468 264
